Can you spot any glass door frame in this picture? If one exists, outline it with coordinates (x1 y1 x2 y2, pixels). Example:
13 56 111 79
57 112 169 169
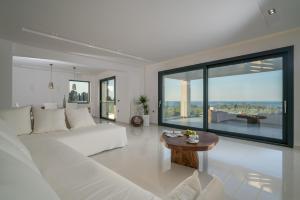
158 46 294 147
99 76 116 121
158 65 206 130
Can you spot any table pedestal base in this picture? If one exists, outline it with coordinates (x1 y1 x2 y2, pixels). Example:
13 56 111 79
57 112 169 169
171 149 199 169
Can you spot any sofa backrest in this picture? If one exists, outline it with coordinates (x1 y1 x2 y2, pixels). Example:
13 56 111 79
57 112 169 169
0 119 61 200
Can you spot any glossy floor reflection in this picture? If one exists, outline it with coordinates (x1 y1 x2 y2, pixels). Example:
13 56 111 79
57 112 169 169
91 123 300 200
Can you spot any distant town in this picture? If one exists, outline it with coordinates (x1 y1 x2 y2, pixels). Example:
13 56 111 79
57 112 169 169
69 90 89 103
163 101 282 118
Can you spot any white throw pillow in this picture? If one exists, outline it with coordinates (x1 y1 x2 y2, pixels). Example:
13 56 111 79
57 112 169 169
0 148 60 200
0 119 32 160
196 176 224 200
0 106 32 135
164 171 202 200
66 107 96 129
33 108 68 134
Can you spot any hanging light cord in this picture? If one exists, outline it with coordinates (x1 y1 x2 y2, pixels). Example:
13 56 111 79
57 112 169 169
50 64 53 81
73 67 76 80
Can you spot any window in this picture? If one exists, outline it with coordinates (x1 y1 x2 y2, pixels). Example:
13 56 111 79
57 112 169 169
68 80 90 104
158 46 294 147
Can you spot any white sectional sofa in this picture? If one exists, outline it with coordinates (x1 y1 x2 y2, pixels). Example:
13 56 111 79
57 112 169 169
20 136 160 200
0 106 224 200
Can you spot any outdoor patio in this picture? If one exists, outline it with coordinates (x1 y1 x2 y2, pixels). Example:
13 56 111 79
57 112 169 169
164 117 282 140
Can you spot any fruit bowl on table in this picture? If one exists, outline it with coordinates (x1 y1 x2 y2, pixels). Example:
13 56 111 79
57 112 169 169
184 130 200 143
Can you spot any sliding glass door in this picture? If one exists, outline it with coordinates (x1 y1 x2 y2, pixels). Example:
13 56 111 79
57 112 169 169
208 57 283 140
158 47 293 146
161 69 204 129
100 77 116 121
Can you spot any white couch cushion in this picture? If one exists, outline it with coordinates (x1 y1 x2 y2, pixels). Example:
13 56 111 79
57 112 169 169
0 106 32 135
33 108 68 134
57 123 128 156
66 107 96 129
20 123 128 156
0 148 60 200
20 137 160 200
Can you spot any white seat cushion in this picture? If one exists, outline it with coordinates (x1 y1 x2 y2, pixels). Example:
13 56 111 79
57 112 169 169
33 108 68 134
66 107 96 129
57 123 128 156
19 123 128 156
20 137 160 200
0 106 32 135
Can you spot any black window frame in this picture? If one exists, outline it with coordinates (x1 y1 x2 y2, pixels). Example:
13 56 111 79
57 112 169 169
158 46 294 147
68 80 91 104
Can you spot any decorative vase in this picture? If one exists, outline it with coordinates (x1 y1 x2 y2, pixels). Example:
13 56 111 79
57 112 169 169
142 115 150 126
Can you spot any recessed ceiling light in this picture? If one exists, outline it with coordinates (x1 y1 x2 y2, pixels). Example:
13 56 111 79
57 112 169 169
267 8 277 15
250 69 260 73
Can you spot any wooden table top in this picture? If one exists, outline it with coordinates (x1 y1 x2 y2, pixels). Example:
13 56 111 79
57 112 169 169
161 131 219 151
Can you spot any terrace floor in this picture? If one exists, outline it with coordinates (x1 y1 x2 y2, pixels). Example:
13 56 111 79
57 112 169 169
164 117 282 139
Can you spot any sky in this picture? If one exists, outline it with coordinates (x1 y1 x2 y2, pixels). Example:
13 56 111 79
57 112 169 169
164 70 282 102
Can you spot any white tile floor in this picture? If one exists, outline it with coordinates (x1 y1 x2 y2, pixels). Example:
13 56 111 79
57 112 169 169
92 122 300 200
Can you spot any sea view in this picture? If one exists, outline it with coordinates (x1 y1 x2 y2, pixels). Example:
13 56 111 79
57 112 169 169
163 101 282 118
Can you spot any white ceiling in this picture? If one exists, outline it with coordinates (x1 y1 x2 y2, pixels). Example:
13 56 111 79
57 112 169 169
1 0 300 63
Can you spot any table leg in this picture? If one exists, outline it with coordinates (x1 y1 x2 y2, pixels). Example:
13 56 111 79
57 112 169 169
201 151 208 173
171 149 199 169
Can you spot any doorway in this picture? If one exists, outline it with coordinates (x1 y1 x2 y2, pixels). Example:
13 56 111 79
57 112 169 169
100 76 116 121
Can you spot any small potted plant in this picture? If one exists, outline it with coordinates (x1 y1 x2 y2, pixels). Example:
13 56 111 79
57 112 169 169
137 95 150 126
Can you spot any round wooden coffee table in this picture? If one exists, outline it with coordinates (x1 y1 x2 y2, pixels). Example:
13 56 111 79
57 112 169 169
160 131 219 170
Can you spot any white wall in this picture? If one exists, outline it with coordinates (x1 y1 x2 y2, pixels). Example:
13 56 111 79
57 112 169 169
0 39 12 109
145 28 300 146
94 68 145 123
12 66 96 115
12 65 144 122
10 42 147 119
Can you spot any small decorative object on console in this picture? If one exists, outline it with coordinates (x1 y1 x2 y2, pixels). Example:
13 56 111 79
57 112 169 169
131 115 143 127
